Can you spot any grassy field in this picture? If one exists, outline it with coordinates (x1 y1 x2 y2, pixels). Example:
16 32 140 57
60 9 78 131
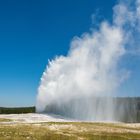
0 121 140 140
0 118 12 122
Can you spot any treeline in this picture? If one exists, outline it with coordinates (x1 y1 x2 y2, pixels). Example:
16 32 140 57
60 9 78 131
0 106 35 114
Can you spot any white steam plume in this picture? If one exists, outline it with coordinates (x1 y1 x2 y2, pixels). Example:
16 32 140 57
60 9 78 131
36 0 140 121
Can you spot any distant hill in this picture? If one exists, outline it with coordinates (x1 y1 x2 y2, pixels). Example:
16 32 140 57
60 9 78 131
0 106 35 114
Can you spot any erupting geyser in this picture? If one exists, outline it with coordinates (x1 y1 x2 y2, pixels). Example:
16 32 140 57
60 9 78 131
36 0 140 122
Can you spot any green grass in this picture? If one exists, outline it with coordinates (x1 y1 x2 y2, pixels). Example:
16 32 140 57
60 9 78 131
0 118 12 122
0 122 140 140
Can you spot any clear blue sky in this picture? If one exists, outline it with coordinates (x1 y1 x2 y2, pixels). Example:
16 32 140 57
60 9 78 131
0 0 139 107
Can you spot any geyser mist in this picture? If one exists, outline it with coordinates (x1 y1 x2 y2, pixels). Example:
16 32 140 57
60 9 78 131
36 0 140 122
